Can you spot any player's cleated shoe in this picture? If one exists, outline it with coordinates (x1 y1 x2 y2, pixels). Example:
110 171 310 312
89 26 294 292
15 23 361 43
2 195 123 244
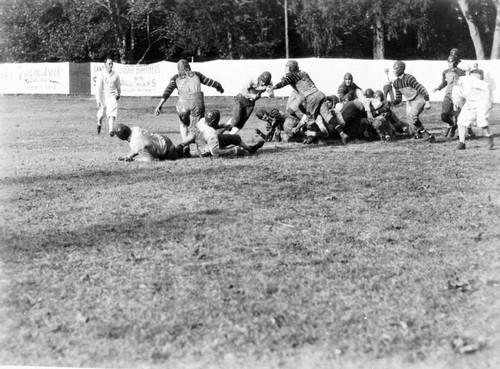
248 139 265 154
467 127 476 139
457 142 466 150
340 132 349 145
427 134 436 143
97 124 102 134
486 136 494 150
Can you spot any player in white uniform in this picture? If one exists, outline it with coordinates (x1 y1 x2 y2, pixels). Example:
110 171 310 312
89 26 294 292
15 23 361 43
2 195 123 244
113 124 178 162
95 58 121 136
452 75 494 150
196 110 265 157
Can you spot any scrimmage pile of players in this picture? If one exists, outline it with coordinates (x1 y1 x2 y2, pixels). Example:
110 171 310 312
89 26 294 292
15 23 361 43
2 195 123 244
93 48 494 162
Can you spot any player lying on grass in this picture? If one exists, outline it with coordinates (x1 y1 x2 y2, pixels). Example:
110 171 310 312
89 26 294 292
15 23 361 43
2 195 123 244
114 124 179 162
188 110 265 157
326 95 379 142
452 75 494 150
269 60 349 144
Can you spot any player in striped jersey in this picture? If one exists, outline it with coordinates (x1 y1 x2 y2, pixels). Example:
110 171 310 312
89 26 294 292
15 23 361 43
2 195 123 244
154 59 224 155
255 108 286 141
392 60 435 142
269 60 349 144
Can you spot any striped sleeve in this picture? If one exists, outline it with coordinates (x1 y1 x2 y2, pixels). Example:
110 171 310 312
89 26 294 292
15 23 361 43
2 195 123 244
406 74 429 101
393 79 402 106
196 72 223 91
274 73 301 90
162 75 178 99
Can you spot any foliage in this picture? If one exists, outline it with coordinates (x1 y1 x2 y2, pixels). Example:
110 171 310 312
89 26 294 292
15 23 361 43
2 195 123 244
0 96 499 367
0 0 498 62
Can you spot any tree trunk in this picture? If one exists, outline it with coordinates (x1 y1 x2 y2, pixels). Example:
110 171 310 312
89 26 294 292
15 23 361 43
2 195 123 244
491 0 500 59
457 0 485 59
373 14 384 59
137 13 151 64
227 31 234 59
98 0 129 63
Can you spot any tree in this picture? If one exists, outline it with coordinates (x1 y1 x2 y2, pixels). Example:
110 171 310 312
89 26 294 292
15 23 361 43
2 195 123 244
492 0 500 58
167 0 285 60
457 0 486 58
456 0 499 59
290 0 434 59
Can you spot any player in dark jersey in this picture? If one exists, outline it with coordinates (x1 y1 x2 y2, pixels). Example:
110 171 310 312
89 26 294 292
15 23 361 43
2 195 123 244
432 55 465 138
154 59 224 154
392 60 435 142
338 72 363 102
255 108 286 142
222 72 274 134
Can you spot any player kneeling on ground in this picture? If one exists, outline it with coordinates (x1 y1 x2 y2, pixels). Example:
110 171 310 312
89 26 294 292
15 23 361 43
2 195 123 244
255 108 286 142
452 75 494 150
114 124 179 162
193 110 265 157
368 90 411 140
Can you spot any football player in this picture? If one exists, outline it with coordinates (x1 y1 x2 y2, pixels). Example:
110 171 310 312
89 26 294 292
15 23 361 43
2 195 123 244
195 110 265 157
222 71 274 135
452 75 494 150
392 60 435 142
154 59 224 148
113 124 178 162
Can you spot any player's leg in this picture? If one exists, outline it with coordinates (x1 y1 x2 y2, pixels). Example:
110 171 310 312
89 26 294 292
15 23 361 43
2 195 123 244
106 95 118 136
441 96 456 138
408 98 435 142
134 149 156 162
96 102 105 135
229 105 254 134
224 98 243 134
477 104 494 150
456 107 475 150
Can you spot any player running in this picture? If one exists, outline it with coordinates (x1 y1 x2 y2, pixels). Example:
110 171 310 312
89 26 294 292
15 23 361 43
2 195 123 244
392 60 435 142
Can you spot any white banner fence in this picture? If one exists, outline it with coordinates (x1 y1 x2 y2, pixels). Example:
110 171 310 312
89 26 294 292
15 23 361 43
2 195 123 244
2 59 499 102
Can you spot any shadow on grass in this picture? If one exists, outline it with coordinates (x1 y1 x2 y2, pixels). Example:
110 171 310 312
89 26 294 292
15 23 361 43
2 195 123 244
3 207 228 256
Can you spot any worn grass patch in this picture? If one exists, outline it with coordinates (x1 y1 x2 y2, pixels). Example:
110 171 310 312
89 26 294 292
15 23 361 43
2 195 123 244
0 95 499 368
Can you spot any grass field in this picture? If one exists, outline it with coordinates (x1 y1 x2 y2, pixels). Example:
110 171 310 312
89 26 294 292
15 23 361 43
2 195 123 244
0 95 499 369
